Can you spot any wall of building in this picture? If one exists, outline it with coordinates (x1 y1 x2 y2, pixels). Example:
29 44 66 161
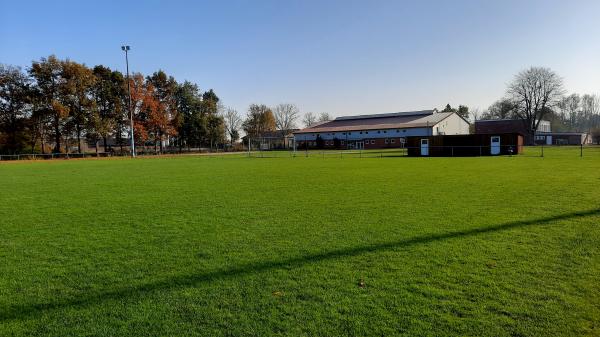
406 133 523 156
293 113 470 149
433 113 470 135
294 127 433 142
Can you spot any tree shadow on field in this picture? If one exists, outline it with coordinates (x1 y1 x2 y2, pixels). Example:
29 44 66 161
1 209 599 322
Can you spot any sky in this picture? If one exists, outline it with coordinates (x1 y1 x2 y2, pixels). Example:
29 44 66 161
1 0 599 118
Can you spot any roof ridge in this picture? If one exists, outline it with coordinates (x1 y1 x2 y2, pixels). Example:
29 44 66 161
334 109 435 121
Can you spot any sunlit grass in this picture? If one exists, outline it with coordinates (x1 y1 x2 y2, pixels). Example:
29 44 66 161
0 152 599 336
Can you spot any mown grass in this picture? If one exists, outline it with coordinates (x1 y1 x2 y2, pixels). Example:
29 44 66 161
1 147 599 336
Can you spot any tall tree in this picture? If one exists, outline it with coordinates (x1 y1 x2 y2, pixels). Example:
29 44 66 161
175 81 203 148
302 112 316 127
273 103 299 134
318 112 331 122
147 70 179 152
481 99 517 120
581 94 600 132
222 106 242 145
557 93 580 129
91 66 126 152
243 104 276 138
129 73 153 148
207 113 226 149
29 55 69 153
61 60 96 153
457 105 469 120
197 89 225 147
0 65 31 154
441 104 456 113
507 67 564 144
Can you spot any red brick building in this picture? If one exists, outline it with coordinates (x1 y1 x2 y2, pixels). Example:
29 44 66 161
474 119 551 145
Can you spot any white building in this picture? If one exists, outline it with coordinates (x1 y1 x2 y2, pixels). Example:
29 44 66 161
293 109 470 149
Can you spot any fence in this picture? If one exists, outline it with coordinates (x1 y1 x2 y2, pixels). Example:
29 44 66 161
0 147 235 161
247 144 600 159
1 145 599 161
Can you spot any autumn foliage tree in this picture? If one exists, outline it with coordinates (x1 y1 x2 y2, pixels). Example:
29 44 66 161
29 55 69 153
61 60 96 153
1 55 227 154
243 104 276 138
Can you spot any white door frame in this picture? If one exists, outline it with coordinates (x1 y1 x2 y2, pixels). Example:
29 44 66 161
420 139 429 156
490 136 501 155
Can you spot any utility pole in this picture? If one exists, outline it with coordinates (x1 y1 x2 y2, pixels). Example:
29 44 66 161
121 45 135 157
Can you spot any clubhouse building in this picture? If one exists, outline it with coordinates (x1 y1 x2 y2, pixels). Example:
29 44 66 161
293 109 470 149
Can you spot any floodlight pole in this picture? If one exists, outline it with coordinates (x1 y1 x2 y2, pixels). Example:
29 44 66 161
122 45 135 157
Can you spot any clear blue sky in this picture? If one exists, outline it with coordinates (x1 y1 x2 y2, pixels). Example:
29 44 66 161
1 0 599 118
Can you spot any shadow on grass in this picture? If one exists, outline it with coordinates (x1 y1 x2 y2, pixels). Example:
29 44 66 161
1 208 599 322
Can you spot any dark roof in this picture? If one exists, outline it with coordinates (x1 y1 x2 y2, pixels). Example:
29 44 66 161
293 109 463 134
475 119 550 123
334 110 436 121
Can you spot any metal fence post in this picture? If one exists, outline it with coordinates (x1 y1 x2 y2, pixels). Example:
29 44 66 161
581 144 583 157
541 144 544 158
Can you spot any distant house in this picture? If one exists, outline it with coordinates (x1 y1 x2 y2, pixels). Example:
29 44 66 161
535 132 593 145
293 109 470 150
475 119 591 145
242 130 298 150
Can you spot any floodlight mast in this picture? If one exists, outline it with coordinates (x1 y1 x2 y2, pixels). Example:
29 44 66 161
121 45 135 157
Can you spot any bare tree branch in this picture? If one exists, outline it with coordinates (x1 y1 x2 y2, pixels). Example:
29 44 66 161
507 67 564 143
302 112 316 127
273 103 299 134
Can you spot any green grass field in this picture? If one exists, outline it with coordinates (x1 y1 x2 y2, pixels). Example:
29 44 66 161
1 148 599 336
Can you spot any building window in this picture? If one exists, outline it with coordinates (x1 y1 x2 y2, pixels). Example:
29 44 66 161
371 140 375 144
341 140 345 145
385 138 389 144
365 131 368 134
360 131 363 134
377 130 381 134
383 130 387 133
391 139 396 143
396 129 400 132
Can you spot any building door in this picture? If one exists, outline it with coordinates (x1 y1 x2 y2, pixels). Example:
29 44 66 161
355 141 364 150
420 139 429 156
490 136 501 155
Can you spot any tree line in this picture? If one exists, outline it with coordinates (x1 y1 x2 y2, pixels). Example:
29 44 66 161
0 55 226 155
478 67 600 142
0 55 336 155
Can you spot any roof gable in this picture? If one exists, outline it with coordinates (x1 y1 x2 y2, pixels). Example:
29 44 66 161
294 109 463 134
